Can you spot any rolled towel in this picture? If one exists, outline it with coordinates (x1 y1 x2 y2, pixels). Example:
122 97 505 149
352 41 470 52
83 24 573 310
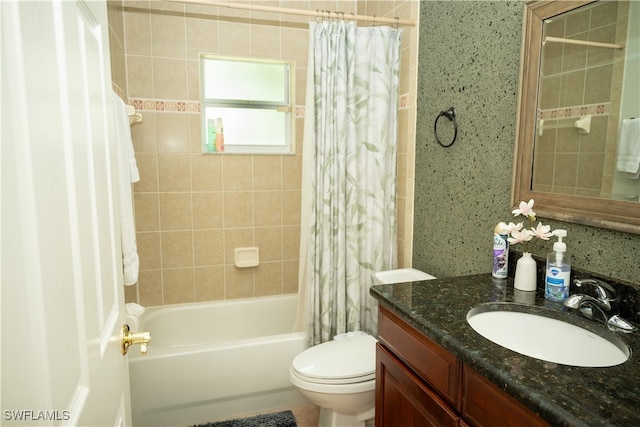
126 302 145 317
125 302 145 331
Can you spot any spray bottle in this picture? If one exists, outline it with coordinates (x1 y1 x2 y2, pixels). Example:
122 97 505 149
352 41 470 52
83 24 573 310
492 222 509 279
544 229 571 301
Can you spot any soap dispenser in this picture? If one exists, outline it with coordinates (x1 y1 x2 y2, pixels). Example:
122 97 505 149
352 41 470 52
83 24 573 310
544 229 571 302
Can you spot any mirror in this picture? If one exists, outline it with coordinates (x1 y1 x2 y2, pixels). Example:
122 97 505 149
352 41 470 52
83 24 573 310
512 0 640 234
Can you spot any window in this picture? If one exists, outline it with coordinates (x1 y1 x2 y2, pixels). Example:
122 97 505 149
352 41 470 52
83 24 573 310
200 55 295 154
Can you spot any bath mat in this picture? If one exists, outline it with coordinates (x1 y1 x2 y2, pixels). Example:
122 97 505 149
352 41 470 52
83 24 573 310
194 410 297 427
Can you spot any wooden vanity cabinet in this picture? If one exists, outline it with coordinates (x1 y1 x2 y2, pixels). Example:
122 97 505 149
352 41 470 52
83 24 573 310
462 366 550 427
376 344 460 427
376 305 551 427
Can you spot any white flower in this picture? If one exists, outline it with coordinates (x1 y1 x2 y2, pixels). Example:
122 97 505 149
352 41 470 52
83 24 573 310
504 200 553 251
506 222 523 233
511 199 536 221
508 229 533 245
529 222 553 240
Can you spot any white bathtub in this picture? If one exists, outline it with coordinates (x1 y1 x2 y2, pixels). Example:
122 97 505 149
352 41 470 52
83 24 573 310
128 294 309 426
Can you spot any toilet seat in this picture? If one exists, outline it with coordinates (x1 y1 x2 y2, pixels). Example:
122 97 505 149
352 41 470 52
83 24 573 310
291 333 377 385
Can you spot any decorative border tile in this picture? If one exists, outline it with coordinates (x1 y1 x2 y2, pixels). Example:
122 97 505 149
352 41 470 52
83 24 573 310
399 93 410 109
128 98 201 113
538 102 610 120
112 83 126 101
128 98 310 117
128 97 408 116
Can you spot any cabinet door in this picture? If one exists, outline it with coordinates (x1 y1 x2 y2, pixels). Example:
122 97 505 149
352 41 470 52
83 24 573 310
462 366 551 427
378 306 461 408
376 344 461 427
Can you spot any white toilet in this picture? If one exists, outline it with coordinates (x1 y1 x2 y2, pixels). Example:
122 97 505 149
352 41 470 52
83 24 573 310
372 267 436 285
289 332 377 427
290 268 436 427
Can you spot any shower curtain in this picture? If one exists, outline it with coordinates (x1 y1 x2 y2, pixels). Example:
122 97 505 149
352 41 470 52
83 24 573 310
297 21 402 345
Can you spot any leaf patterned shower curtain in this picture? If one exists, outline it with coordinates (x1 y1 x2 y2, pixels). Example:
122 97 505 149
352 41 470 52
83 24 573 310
297 21 402 345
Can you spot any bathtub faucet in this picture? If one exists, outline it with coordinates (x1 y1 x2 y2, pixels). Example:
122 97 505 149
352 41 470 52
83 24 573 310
121 324 152 355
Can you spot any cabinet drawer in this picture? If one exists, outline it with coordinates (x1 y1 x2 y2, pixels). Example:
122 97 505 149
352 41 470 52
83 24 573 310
376 344 460 427
378 305 461 408
462 366 551 427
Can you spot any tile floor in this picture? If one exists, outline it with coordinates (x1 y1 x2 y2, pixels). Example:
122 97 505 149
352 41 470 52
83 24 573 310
290 404 320 427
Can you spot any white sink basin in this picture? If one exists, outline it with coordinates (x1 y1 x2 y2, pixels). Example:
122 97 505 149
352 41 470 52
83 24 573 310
467 305 630 367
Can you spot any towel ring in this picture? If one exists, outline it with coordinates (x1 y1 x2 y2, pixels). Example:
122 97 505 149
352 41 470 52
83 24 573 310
434 107 458 147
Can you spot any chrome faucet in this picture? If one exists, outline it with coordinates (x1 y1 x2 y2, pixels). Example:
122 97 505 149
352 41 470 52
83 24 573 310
564 278 636 333
571 278 617 311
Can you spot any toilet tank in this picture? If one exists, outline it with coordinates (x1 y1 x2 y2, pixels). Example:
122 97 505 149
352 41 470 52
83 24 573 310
373 268 436 285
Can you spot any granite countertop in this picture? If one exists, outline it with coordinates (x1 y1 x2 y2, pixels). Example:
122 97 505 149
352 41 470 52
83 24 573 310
370 274 640 427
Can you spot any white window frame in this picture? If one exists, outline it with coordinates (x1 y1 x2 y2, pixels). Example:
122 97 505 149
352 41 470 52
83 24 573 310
200 54 295 154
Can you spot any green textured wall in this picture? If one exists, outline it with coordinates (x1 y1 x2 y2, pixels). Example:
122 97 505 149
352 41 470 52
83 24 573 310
412 0 640 286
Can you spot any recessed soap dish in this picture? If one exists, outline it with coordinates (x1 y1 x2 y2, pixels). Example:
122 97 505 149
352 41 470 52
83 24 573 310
235 247 259 268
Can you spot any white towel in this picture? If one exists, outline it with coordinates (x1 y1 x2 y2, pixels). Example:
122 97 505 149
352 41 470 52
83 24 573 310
112 92 140 286
125 302 146 331
616 118 640 179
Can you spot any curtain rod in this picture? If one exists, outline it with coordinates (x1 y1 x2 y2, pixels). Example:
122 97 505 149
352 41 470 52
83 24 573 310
167 0 417 27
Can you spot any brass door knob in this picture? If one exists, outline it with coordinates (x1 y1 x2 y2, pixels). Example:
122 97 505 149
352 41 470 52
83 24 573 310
121 324 151 356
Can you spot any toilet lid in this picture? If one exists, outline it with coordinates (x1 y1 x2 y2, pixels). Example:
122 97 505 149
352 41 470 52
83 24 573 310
292 333 377 384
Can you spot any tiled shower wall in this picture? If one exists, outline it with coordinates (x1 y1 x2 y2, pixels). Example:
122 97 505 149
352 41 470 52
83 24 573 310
107 1 420 307
535 0 629 198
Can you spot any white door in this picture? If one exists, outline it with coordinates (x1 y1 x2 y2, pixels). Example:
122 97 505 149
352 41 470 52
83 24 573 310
2 1 133 425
